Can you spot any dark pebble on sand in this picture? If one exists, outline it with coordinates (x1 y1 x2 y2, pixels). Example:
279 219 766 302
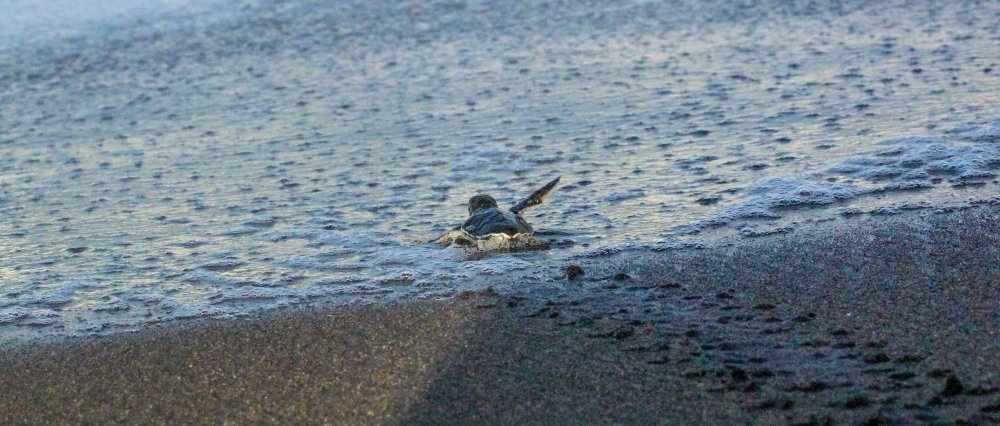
927 368 952 378
863 353 890 364
844 395 871 409
647 356 670 365
613 328 634 340
754 399 794 410
793 313 815 322
890 372 916 381
566 265 585 280
942 375 965 397
790 381 829 392
682 370 708 379
729 367 749 382
895 354 923 364
968 385 1000 395
792 415 834 426
862 414 892 426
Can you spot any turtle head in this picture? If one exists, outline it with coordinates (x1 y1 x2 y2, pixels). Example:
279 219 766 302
467 194 498 216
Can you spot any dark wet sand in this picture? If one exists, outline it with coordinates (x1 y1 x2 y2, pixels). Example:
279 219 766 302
2 207 1000 425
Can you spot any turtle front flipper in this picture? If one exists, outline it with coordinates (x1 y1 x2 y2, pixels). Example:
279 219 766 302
430 228 463 245
510 176 561 214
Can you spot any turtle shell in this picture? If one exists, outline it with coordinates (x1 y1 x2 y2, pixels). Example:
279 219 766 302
461 207 532 238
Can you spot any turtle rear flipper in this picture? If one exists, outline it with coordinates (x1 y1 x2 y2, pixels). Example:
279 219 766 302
510 176 561 214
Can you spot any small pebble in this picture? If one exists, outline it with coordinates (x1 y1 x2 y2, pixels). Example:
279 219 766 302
566 265 585 280
942 375 965 397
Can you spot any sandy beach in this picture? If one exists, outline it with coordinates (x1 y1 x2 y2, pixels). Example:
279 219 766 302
3 206 998 424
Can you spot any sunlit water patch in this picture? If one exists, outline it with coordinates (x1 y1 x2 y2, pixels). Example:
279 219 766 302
1 0 999 344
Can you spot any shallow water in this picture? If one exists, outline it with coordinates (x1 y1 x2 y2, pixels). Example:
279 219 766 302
1 0 999 343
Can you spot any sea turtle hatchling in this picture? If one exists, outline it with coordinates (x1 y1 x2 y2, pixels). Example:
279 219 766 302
433 176 562 251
